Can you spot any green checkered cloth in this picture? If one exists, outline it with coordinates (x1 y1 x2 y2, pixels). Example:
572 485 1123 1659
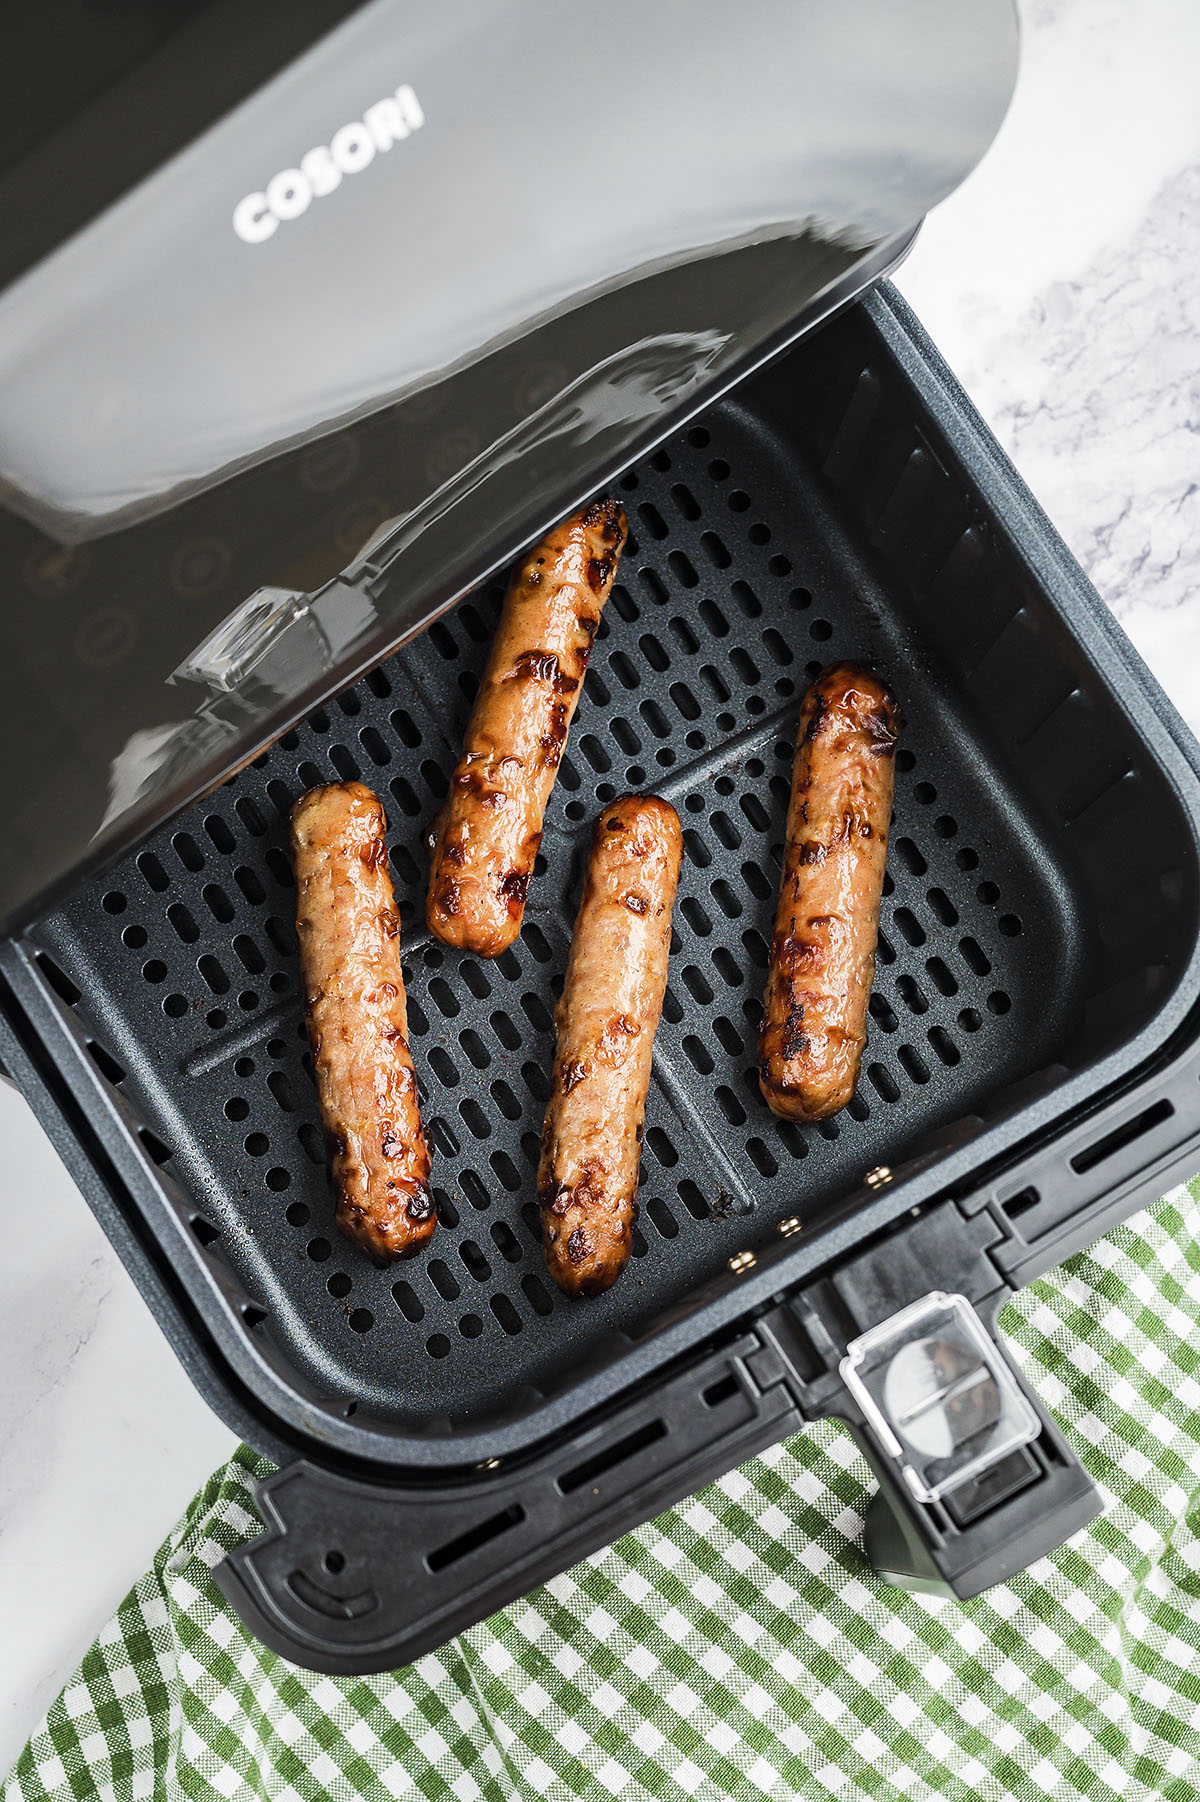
7 1182 1200 1802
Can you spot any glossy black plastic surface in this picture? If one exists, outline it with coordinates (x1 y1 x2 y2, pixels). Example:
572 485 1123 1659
0 0 1019 928
211 1220 1103 1672
9 288 1200 1478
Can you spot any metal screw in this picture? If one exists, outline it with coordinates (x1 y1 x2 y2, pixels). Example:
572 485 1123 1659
865 1165 893 1190
778 1216 803 1237
728 1249 757 1274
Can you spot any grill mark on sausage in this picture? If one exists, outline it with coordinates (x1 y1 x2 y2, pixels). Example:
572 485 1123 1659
581 496 625 539
803 691 829 744
406 1186 436 1223
498 870 530 906
506 648 580 697
512 649 561 685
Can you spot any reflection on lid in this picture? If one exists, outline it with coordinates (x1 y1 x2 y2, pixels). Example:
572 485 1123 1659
104 577 380 835
171 586 306 692
351 329 730 577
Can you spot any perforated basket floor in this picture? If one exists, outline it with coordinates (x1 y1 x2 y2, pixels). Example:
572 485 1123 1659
29 402 1082 1429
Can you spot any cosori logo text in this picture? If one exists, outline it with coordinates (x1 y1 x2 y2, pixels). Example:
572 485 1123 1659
232 84 424 243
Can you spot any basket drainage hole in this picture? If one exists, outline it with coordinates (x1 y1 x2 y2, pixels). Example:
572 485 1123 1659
958 1008 982 1033
238 990 259 1010
102 891 127 915
348 1308 373 1333
716 711 735 732
234 1057 255 1077
206 1009 227 1029
987 991 1012 1015
139 1128 173 1166
163 994 188 1018
998 914 1023 936
459 1313 484 1339
224 1097 249 1121
322 1550 345 1574
427 1333 451 1358
122 925 147 949
285 1200 310 1227
307 1237 332 1261
327 1272 351 1298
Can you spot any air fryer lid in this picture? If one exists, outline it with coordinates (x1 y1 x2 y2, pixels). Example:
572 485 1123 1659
0 0 1018 930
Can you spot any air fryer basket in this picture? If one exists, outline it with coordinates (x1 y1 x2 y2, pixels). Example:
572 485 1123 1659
6 288 1200 1670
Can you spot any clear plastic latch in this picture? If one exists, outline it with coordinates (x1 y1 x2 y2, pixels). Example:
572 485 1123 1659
839 1292 1040 1504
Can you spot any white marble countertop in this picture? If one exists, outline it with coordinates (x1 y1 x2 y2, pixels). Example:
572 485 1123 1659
3 0 1200 1776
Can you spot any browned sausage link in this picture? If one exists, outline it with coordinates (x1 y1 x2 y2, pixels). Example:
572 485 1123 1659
426 499 628 956
759 662 899 1122
539 795 682 1297
291 782 435 1263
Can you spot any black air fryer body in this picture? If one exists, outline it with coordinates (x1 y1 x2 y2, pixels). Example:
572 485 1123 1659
6 2 1200 1676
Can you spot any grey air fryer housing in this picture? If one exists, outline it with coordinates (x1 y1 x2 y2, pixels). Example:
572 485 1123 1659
16 0 1200 1680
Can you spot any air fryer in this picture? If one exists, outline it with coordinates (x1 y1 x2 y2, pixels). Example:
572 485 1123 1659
6 0 1200 1678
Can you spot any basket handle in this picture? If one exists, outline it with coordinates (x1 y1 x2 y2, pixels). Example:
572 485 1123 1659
215 1279 1101 1674
214 1322 802 1675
